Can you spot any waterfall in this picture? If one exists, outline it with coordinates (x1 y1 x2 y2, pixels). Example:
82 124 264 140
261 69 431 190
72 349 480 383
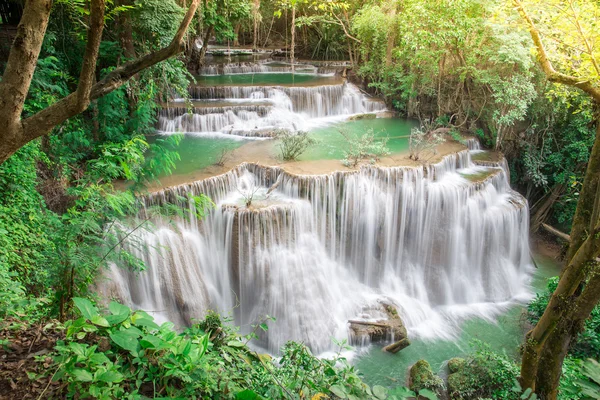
100 149 533 354
198 61 324 75
158 83 386 137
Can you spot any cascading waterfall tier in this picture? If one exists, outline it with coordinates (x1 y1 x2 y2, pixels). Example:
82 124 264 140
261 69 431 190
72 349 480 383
198 61 330 75
100 148 532 354
158 83 386 137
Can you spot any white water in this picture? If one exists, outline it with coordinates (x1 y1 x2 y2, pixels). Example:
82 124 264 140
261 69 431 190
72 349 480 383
100 149 532 354
157 83 386 137
198 61 332 75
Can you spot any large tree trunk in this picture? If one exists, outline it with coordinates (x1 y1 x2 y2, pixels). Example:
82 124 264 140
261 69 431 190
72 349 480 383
519 127 600 398
0 0 200 165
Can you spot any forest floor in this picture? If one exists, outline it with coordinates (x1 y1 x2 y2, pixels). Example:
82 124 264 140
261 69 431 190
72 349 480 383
0 320 65 400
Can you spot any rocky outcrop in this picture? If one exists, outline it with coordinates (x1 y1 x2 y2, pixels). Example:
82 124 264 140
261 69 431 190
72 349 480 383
348 302 410 353
409 360 445 397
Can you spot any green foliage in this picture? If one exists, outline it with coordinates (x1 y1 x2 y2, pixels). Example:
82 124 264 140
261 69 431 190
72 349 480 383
409 360 445 397
275 129 317 161
340 129 390 167
446 342 520 400
528 277 600 360
409 126 446 161
40 299 405 399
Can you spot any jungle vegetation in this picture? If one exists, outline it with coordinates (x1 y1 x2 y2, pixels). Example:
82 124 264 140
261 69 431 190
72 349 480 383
0 0 599 399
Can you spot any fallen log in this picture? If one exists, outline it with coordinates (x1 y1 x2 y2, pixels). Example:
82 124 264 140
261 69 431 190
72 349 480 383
541 223 571 242
348 320 391 328
383 338 411 354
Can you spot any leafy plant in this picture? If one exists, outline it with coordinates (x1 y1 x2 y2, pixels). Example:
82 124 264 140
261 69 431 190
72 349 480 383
275 129 317 161
39 298 412 399
409 126 445 162
340 128 390 167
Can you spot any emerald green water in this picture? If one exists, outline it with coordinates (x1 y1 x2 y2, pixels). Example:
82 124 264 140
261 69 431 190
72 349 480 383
300 118 415 161
354 255 561 387
194 73 338 87
151 118 415 178
148 135 247 176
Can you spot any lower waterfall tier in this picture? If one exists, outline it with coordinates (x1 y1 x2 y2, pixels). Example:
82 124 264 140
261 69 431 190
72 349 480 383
100 150 532 354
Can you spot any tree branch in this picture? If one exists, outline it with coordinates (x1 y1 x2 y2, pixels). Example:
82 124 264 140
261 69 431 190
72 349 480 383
0 0 52 142
13 0 200 158
513 0 600 103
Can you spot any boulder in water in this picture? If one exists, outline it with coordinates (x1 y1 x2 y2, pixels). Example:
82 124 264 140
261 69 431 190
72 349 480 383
409 360 445 396
348 302 409 353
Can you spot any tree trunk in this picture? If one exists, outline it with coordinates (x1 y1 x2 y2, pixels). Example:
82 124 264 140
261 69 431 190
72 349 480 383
118 0 136 59
519 128 600 395
530 184 566 232
0 0 200 165
233 23 240 46
290 5 295 69
385 6 397 67
566 123 600 263
198 26 213 66
513 2 600 397
252 0 260 51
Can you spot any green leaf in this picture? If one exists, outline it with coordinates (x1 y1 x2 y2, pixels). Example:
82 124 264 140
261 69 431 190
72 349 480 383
227 340 245 348
110 329 140 353
89 353 110 365
68 342 86 357
236 389 260 399
91 315 110 327
387 386 416 399
71 368 93 382
418 388 438 400
97 370 124 383
133 317 160 330
373 385 387 399
73 297 99 320
140 335 163 349
329 384 348 399
109 301 130 316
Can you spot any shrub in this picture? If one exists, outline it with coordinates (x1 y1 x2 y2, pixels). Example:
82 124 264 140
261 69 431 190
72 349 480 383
409 360 445 396
275 129 317 161
409 126 445 161
446 342 520 400
340 128 390 167
37 298 404 399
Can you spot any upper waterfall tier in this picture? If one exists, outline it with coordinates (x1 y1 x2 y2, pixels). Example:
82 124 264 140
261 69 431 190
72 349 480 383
158 83 386 137
101 148 532 354
198 61 335 75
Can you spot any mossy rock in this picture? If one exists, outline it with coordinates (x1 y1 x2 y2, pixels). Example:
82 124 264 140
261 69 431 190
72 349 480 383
409 360 445 394
447 372 469 399
447 357 466 374
349 113 376 121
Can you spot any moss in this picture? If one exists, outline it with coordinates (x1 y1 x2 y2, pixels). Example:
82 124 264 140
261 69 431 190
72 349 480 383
409 360 445 394
348 113 377 121
447 372 469 399
447 357 466 373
